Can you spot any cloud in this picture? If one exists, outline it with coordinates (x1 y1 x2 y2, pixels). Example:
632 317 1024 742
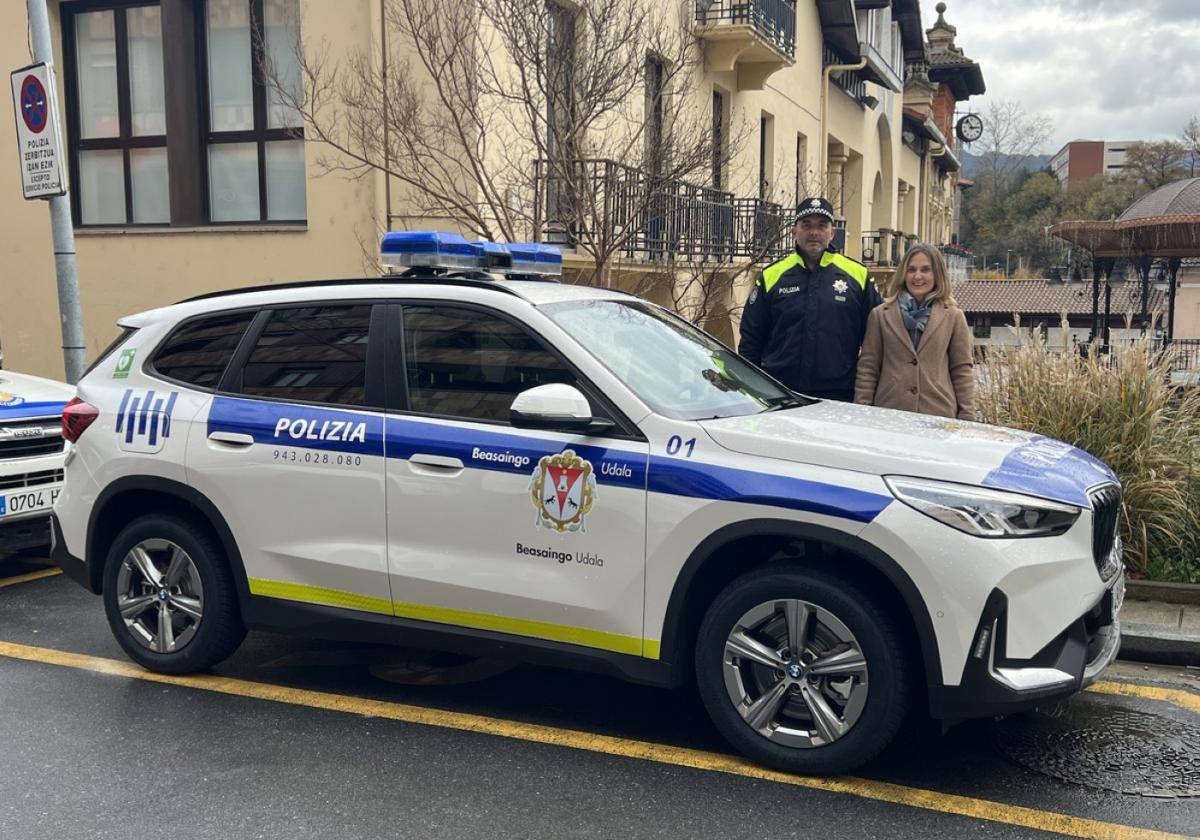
922 1 1200 151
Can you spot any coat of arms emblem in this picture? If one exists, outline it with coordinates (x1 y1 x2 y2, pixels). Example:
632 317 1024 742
0 391 24 407
529 449 597 532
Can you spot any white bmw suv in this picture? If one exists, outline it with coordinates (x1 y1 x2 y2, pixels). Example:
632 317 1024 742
51 233 1124 774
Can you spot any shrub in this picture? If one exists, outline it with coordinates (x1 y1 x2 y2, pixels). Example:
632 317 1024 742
976 332 1200 580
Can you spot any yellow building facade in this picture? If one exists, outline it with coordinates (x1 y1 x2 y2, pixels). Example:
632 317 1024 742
0 0 981 378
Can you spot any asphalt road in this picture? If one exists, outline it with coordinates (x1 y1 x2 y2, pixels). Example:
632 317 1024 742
2 557 1198 840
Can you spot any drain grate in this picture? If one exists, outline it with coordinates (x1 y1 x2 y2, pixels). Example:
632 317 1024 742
994 699 1200 798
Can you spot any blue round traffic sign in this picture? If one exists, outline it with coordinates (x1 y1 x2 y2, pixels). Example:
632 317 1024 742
21 74 48 134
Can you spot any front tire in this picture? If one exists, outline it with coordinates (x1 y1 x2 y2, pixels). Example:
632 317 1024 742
695 565 911 775
102 515 245 674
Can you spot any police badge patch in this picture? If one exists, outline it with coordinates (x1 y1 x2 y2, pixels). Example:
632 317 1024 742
748 286 760 305
832 278 849 294
529 449 597 533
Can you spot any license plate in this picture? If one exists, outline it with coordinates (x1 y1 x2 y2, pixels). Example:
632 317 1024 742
0 486 61 518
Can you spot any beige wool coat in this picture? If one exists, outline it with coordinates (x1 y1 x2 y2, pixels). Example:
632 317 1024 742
854 298 977 421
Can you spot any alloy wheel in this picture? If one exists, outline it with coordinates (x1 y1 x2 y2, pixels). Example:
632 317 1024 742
114 538 205 654
721 598 870 748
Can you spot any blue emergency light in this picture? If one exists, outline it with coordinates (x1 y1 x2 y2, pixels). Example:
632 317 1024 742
379 231 563 279
380 231 480 271
501 242 563 278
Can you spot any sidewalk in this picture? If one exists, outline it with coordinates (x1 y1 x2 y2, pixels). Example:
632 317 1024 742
1119 580 1200 667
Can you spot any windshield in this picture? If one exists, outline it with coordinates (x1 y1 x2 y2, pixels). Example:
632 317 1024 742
541 299 801 420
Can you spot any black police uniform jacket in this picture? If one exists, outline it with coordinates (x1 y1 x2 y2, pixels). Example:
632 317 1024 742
738 249 881 393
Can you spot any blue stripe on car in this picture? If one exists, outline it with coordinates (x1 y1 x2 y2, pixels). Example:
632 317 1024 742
982 435 1117 507
207 396 889 522
648 457 889 523
0 401 68 421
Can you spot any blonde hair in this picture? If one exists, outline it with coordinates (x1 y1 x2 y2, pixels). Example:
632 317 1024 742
887 244 956 305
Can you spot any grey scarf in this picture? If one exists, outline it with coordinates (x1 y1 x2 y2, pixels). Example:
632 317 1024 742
898 291 933 349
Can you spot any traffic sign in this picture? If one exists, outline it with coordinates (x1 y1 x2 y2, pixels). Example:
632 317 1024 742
10 62 67 199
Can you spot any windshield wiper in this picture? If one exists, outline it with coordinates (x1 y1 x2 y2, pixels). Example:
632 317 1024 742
764 395 808 412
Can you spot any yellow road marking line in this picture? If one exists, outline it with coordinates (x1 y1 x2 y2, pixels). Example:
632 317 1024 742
1087 680 1200 714
0 641 1192 840
0 567 60 588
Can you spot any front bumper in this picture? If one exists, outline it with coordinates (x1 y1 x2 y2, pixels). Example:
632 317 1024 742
929 573 1123 721
0 513 52 554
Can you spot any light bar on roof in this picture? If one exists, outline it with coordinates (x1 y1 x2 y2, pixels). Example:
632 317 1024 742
501 242 563 277
378 231 563 278
380 231 482 270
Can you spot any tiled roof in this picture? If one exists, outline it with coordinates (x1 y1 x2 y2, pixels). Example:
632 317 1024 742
1119 178 1200 221
953 280 1166 316
929 50 977 68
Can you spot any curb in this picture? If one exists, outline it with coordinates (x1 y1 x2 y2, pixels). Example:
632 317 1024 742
1125 579 1200 606
1119 623 1200 668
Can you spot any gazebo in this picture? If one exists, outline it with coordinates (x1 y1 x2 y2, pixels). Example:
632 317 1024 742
1049 177 1200 344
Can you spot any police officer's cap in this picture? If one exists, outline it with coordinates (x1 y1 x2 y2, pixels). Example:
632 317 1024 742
795 197 835 224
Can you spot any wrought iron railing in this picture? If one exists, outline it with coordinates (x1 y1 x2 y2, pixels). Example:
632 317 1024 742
861 229 917 268
695 0 797 59
1113 337 1200 372
534 158 792 264
823 47 867 101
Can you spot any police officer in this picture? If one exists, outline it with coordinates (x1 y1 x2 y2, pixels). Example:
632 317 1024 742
738 197 881 402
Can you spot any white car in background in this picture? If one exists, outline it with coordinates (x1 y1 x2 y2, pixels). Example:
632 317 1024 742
0 369 73 556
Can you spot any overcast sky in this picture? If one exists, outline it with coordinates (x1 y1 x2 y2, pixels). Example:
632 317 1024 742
919 0 1200 155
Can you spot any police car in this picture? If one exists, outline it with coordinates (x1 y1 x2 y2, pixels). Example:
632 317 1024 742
0 369 73 555
50 232 1124 775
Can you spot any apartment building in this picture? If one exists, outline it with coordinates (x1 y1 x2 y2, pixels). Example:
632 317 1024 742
1049 140 1138 190
1 0 984 377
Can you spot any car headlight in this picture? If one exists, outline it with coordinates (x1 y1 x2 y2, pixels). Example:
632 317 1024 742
883 476 1081 538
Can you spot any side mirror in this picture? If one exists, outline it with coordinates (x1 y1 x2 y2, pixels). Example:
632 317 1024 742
510 383 614 433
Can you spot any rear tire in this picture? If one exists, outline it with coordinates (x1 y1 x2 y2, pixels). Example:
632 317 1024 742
695 565 911 775
102 514 245 674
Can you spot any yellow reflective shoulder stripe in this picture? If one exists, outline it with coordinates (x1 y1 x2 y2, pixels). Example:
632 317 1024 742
826 253 869 289
249 577 654 658
761 253 801 293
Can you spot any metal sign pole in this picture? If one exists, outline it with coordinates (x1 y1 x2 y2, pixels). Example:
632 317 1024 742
26 0 85 384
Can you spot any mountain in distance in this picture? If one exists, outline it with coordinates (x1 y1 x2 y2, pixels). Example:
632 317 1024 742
960 151 1052 180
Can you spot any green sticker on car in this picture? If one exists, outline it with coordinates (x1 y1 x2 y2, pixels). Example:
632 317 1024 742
113 348 136 379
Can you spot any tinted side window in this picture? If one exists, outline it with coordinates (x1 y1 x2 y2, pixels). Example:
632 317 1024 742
151 311 255 389
238 305 372 407
403 306 573 422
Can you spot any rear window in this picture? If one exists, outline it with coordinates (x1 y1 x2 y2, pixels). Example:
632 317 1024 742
150 310 256 389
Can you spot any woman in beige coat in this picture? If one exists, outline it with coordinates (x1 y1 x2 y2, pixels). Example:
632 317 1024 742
854 244 976 421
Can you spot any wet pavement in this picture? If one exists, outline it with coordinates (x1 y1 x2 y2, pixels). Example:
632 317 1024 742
2 557 1199 839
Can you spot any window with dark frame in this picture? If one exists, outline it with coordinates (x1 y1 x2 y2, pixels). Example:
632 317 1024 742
203 0 305 222
61 0 304 229
64 3 169 226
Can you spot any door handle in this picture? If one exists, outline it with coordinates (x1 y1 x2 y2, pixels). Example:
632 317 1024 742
408 454 464 474
207 431 255 447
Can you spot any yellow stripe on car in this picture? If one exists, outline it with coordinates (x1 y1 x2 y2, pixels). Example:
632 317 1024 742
249 577 651 658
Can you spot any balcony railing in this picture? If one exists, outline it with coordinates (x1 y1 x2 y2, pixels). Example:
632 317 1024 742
696 0 797 59
823 47 868 101
534 158 792 264
861 229 919 268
